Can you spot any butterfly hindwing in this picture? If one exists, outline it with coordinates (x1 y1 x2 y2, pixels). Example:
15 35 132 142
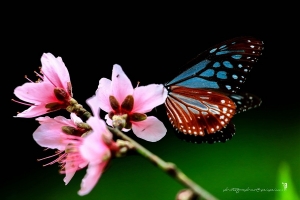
230 92 262 113
175 121 235 144
165 86 236 135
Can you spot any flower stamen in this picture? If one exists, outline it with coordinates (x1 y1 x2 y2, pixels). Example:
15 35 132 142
38 69 58 87
37 150 67 167
34 71 44 81
11 99 34 106
24 75 34 83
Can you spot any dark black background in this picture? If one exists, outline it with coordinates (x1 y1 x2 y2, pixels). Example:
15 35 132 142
4 4 299 199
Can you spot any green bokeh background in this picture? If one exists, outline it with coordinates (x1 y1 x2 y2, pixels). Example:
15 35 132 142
4 109 299 200
4 5 299 200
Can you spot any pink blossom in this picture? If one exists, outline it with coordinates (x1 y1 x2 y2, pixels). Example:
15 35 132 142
77 96 114 196
96 64 168 142
13 53 72 118
33 113 88 185
33 96 115 195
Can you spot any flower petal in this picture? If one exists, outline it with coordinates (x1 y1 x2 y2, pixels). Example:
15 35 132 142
79 117 111 196
15 104 50 118
111 64 133 103
80 133 109 165
96 78 112 113
14 82 57 105
33 116 77 149
41 53 71 90
63 161 77 185
33 117 67 150
132 116 167 142
86 95 100 118
64 159 88 185
104 114 113 127
70 113 83 125
132 84 168 113
39 115 74 127
82 117 112 163
78 163 107 196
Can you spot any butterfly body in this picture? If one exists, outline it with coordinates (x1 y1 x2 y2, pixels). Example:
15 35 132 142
164 37 263 143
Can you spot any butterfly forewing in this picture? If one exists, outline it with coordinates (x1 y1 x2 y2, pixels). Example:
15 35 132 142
165 86 236 136
165 37 263 94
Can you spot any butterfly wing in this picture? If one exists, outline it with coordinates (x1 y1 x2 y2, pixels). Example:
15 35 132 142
165 86 236 135
165 37 263 93
230 92 262 113
176 121 235 144
165 37 263 143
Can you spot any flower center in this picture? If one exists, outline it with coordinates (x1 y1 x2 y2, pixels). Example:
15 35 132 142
109 95 147 129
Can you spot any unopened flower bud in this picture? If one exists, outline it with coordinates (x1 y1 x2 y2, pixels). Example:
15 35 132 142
113 139 135 157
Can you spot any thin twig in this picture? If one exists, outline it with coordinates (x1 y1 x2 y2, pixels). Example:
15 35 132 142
108 127 218 200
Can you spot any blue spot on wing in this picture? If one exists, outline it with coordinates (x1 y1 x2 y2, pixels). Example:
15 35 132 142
223 61 233 68
200 69 214 77
213 62 220 68
167 60 211 85
176 77 219 89
226 85 231 90
172 93 207 109
210 48 217 53
215 50 244 56
232 55 242 59
217 71 227 79
230 94 243 101
220 45 227 49
216 51 232 55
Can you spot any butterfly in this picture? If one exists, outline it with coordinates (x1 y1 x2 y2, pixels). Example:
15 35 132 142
164 37 263 144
